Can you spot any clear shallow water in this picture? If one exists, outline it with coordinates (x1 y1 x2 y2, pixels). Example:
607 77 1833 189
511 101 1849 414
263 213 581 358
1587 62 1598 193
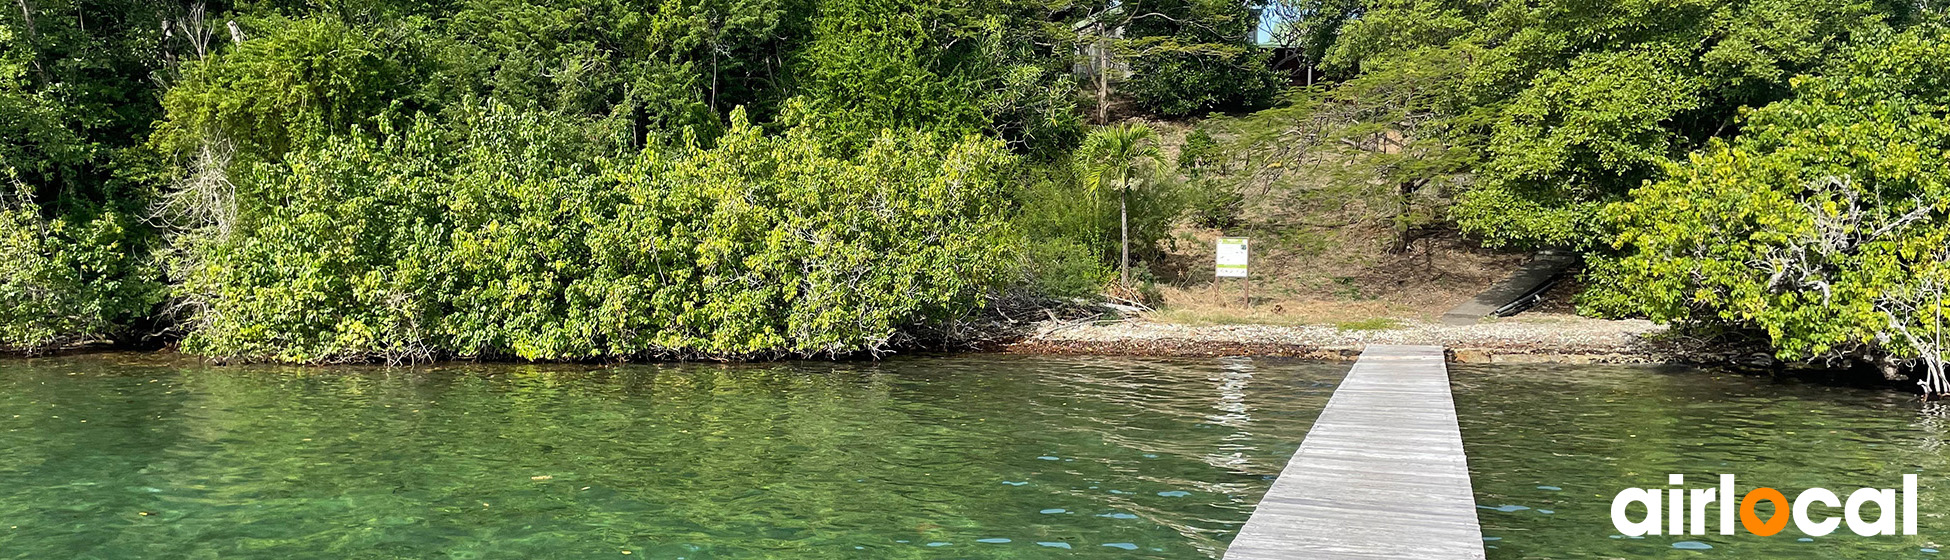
0 354 1343 559
1454 363 1950 558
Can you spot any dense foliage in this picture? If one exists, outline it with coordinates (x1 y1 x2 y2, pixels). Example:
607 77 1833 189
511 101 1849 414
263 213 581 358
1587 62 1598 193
0 183 161 349
175 107 1014 362
1187 0 1950 382
1 4 167 351
16 0 1950 379
0 0 1147 358
1593 26 1950 390
1114 0 1284 117
789 0 1085 156
1323 0 1902 248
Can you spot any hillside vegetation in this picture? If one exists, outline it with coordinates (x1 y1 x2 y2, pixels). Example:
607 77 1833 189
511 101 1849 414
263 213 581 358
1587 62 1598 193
2 0 1278 361
7 0 1950 391
1165 1 1950 392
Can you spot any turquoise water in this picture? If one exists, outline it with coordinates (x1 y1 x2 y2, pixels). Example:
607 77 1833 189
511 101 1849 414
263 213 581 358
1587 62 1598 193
1454 363 1949 558
15 353 1947 559
0 354 1343 559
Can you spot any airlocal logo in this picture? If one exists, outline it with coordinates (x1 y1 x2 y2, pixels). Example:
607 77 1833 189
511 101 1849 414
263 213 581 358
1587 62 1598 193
1611 475 1918 537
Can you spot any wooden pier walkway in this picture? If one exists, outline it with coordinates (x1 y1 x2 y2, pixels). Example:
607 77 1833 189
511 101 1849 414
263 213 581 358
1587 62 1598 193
1223 345 1485 560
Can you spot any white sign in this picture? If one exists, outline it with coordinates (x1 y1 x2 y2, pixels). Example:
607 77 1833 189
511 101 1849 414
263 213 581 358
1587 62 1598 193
1216 237 1248 278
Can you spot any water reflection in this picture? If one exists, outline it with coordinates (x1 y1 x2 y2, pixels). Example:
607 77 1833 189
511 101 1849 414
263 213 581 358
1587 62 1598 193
1454 363 1949 558
1206 358 1255 472
0 354 1343 559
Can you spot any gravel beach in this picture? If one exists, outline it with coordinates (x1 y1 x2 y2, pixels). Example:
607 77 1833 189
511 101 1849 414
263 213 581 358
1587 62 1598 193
1006 313 1672 363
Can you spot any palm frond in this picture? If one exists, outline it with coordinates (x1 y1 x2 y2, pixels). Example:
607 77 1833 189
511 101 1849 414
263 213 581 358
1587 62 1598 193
1073 123 1166 193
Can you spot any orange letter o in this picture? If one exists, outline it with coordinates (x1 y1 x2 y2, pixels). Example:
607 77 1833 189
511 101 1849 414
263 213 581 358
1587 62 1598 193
1740 488 1790 536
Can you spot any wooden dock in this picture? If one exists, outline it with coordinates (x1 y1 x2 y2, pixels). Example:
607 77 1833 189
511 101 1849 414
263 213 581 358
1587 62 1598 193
1223 344 1485 560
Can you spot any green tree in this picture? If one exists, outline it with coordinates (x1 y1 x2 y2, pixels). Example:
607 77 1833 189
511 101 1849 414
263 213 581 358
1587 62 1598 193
1325 0 1896 248
1074 123 1167 286
1592 25 1950 392
1 0 169 350
788 0 1081 156
1095 0 1284 118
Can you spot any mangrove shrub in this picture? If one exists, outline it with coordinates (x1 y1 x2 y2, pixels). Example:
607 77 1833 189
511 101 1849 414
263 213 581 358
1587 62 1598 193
175 106 1016 363
1594 27 1950 390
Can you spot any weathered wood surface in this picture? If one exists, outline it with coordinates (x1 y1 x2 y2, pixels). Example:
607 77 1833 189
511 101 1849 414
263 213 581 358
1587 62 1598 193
1223 344 1485 560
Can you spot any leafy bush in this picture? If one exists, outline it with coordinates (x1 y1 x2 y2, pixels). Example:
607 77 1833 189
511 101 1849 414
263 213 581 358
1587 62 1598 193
1592 26 1950 388
1018 237 1110 299
176 106 1017 362
1 20 166 351
128 3 1086 361
1178 129 1219 171
1117 0 1284 118
1183 178 1242 229
1125 49 1284 118
0 185 162 351
1013 170 1113 297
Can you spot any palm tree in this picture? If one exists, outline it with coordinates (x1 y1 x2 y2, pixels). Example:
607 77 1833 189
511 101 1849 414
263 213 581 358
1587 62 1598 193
1074 123 1166 287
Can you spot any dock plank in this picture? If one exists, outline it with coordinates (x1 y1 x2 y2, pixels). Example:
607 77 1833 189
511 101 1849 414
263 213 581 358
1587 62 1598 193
1223 345 1485 560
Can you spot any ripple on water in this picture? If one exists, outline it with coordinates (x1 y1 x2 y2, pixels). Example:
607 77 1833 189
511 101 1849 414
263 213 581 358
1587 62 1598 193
1478 504 1528 512
1454 362 1949 559
0 354 1351 560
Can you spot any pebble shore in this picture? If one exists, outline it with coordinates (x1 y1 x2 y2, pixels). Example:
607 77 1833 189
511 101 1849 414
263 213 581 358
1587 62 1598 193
1005 313 1675 364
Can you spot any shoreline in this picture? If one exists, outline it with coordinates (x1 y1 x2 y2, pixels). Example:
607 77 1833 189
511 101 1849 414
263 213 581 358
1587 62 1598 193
999 313 1690 365
6 313 1739 367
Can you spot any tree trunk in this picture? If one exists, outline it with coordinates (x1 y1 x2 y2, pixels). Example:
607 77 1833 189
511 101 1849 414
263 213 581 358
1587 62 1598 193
1096 33 1110 124
708 21 720 112
14 0 34 40
1119 180 1130 287
16 0 47 83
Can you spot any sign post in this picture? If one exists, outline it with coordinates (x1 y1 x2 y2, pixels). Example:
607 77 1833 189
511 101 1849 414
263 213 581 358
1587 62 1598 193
1216 237 1249 308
